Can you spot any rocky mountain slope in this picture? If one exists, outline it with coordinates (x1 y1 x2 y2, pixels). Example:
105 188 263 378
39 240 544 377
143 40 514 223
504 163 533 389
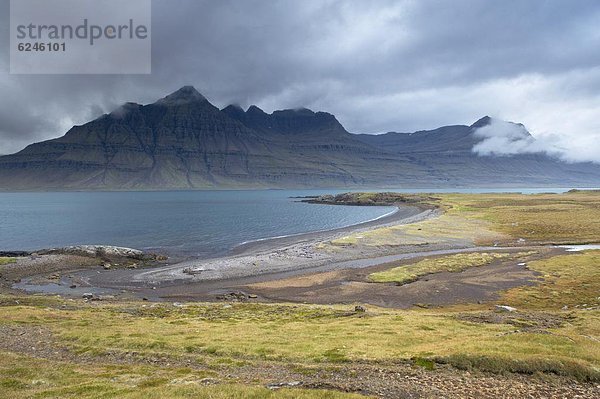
0 86 599 190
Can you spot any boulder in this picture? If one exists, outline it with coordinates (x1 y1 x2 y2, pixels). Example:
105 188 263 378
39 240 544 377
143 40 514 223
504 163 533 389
495 305 517 312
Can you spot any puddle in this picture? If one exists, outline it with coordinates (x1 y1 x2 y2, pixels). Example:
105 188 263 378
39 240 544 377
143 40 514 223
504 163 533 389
13 278 120 296
557 244 600 252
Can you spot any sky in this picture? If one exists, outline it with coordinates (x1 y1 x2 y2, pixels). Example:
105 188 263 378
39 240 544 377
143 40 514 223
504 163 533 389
1 0 600 162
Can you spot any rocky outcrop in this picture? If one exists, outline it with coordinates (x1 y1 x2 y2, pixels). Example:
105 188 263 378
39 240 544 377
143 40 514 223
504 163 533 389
42 245 145 259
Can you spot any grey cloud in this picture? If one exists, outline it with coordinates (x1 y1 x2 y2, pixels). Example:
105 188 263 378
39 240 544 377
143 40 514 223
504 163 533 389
0 0 599 159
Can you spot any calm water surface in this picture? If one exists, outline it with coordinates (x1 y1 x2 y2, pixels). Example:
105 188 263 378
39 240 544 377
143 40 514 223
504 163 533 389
0 187 589 257
0 190 395 257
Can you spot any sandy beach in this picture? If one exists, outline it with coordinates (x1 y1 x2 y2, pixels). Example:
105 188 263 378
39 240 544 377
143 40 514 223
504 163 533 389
125 205 439 284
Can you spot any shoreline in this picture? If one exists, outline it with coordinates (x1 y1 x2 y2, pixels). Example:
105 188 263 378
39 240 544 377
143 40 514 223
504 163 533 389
8 203 440 297
6 190 600 306
232 205 399 248
84 204 439 288
228 203 423 256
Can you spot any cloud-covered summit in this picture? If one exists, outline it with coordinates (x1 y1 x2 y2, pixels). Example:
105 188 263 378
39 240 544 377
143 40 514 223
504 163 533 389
473 118 599 164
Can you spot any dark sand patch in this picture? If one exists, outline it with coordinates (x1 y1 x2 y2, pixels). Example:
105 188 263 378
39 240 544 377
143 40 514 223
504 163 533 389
235 248 558 308
148 247 560 308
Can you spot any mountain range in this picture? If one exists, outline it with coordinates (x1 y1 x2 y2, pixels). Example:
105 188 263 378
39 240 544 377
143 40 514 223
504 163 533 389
1 85 599 190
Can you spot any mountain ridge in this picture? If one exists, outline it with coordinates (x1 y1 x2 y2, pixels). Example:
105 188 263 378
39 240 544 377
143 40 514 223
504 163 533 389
1 86 599 190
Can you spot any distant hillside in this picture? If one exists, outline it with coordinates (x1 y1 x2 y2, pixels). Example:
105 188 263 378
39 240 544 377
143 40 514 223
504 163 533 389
0 86 599 190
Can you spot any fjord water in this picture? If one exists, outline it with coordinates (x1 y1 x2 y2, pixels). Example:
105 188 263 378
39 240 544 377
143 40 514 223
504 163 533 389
0 190 397 257
0 188 585 258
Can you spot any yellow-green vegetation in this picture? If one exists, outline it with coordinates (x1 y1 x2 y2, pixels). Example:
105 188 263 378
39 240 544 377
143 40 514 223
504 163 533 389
368 252 531 284
0 351 364 399
502 250 600 310
0 290 598 384
0 257 16 265
327 212 503 248
322 190 600 250
440 190 600 245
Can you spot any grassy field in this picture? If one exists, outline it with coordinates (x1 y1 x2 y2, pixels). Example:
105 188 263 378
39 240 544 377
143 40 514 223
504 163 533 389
325 211 504 248
440 190 600 245
502 250 600 310
323 190 600 249
0 351 364 399
1 247 599 389
368 251 532 284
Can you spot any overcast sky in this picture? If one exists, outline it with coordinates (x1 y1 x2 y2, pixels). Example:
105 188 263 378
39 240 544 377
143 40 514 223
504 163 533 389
1 0 600 162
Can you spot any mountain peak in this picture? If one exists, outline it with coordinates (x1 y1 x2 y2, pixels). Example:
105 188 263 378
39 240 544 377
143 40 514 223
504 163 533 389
223 104 244 111
155 86 207 106
221 104 246 120
246 105 266 115
273 107 315 117
470 116 493 128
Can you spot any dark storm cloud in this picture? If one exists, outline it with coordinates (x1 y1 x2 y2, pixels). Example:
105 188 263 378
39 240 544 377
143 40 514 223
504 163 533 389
1 0 600 160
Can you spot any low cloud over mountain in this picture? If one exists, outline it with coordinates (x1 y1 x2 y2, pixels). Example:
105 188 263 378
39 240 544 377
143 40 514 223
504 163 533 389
473 119 600 164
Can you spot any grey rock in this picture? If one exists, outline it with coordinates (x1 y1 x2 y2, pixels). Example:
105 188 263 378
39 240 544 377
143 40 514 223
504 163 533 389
495 305 517 312
266 381 302 390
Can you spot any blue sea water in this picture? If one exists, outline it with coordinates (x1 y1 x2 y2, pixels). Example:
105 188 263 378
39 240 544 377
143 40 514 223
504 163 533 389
0 190 396 257
0 187 589 257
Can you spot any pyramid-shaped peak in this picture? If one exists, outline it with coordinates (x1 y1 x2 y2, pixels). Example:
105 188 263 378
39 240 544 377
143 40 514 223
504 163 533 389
470 116 493 129
246 105 267 115
155 86 207 106
222 104 246 120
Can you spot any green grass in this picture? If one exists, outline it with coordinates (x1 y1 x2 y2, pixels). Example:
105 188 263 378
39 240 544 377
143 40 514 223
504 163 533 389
368 252 530 284
0 351 366 399
502 250 600 310
441 191 600 245
0 292 598 382
0 257 16 265
435 354 598 382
